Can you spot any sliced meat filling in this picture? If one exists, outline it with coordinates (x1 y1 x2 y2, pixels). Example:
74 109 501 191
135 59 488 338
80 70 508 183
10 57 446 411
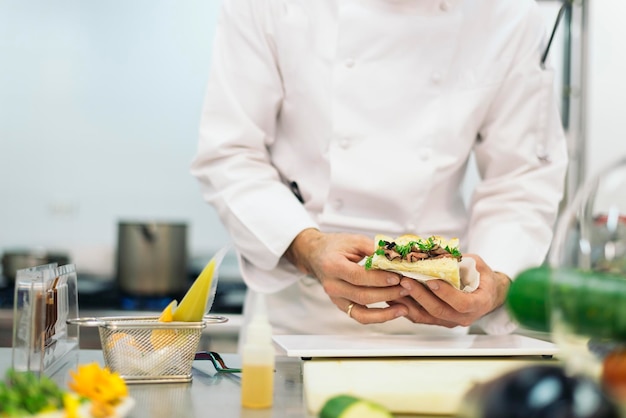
383 248 402 261
406 252 429 262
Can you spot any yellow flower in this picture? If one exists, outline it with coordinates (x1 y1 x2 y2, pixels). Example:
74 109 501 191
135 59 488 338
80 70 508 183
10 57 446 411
68 362 128 417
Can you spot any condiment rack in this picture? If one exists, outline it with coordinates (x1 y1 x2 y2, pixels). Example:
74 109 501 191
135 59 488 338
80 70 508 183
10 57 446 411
12 263 79 384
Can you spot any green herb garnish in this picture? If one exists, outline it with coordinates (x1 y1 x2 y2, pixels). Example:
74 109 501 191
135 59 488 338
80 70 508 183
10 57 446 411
416 236 437 252
445 245 462 258
0 369 65 416
393 242 414 258
364 256 373 270
391 237 437 257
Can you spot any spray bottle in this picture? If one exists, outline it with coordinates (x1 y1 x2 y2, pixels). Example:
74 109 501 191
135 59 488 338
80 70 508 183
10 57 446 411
241 291 275 409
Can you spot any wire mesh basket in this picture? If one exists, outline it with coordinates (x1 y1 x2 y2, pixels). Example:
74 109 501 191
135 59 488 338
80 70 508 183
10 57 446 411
68 315 228 384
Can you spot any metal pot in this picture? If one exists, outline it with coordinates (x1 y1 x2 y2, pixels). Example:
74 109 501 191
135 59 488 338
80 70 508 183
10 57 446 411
1 250 70 283
116 221 188 296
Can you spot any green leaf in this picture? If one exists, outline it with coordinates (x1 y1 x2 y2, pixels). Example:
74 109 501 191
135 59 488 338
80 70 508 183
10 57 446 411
444 245 462 258
365 256 373 270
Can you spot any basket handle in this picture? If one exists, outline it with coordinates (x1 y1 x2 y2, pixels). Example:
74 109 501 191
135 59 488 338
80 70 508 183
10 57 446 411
67 315 228 327
202 314 229 324
66 317 106 327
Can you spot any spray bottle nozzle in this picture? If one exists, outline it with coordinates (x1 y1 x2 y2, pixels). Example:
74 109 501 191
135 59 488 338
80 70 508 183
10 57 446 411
253 291 267 319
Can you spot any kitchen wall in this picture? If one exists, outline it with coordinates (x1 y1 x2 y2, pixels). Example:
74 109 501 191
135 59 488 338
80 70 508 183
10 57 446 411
0 1 583 277
585 0 626 178
0 0 228 276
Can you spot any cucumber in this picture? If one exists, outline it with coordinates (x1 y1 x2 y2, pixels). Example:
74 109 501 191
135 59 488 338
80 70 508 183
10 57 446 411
319 394 394 418
506 266 626 340
506 266 551 333
551 268 626 340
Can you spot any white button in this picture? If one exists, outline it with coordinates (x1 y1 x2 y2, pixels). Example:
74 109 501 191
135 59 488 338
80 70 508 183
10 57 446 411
535 144 551 163
440 1 450 11
332 199 343 210
345 58 356 68
339 137 351 149
431 71 442 84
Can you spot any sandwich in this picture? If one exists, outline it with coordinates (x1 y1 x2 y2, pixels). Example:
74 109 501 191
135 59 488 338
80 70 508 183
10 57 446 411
364 234 463 289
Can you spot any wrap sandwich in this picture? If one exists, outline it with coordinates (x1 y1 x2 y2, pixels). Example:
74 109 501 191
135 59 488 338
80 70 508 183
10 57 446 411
364 234 463 290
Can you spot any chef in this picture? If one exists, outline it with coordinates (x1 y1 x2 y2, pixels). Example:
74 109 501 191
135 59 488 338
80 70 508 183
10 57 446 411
191 0 568 337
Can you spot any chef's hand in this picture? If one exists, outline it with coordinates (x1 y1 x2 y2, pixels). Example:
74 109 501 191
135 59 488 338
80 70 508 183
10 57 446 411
285 228 409 323
388 254 511 328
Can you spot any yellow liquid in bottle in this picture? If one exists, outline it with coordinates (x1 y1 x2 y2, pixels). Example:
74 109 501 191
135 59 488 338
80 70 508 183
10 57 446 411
241 364 274 409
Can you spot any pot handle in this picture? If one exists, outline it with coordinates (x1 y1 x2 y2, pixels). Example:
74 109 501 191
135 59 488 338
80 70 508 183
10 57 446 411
139 224 157 243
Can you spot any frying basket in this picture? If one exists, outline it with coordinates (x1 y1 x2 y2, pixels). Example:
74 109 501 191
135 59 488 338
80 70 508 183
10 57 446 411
68 315 228 384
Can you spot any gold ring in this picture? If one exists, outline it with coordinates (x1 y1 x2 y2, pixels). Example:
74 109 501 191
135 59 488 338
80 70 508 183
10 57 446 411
346 303 355 318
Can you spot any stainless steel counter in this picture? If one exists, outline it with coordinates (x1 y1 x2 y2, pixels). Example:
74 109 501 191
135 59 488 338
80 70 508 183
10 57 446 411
2 343 567 418
0 347 308 418
0 347 444 418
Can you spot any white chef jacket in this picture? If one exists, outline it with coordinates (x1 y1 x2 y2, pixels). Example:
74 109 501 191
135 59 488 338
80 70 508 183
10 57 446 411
191 0 568 336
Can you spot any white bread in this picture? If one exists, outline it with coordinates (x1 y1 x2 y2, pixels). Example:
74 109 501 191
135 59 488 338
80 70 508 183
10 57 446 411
368 234 462 289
